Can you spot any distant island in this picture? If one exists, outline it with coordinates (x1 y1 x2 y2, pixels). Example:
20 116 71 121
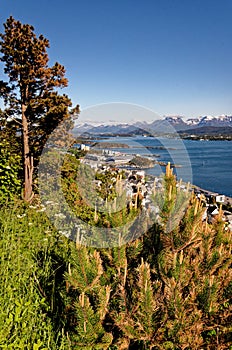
178 126 232 140
93 142 130 149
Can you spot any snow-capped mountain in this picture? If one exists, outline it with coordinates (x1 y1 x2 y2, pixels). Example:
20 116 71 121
73 115 232 136
186 118 201 126
73 122 149 136
198 115 232 127
164 116 185 124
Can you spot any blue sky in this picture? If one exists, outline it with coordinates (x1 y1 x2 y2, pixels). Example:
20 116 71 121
1 0 232 121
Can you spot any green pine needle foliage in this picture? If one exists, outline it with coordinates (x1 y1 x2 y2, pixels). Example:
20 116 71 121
0 158 231 349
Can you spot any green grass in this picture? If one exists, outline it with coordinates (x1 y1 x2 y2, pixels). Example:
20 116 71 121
0 202 70 349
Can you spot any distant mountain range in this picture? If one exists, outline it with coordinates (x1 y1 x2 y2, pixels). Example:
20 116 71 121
73 115 232 136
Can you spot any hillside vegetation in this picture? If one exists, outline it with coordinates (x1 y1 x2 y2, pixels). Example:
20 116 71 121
0 153 232 348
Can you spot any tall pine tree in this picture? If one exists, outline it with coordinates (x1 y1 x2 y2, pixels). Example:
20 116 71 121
0 16 79 201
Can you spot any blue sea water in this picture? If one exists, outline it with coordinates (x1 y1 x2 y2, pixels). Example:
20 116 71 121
95 137 232 197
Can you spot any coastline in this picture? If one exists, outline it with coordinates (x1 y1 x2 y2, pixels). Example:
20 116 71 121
192 184 232 207
77 137 232 202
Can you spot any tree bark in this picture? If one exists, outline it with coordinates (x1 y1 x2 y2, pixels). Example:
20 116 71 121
22 103 33 202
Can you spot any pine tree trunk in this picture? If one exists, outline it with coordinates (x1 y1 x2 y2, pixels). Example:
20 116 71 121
22 103 33 202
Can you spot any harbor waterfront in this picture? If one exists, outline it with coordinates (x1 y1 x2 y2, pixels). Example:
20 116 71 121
76 140 232 232
88 136 232 198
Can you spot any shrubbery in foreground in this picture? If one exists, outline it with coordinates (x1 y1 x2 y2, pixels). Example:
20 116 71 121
0 169 231 349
